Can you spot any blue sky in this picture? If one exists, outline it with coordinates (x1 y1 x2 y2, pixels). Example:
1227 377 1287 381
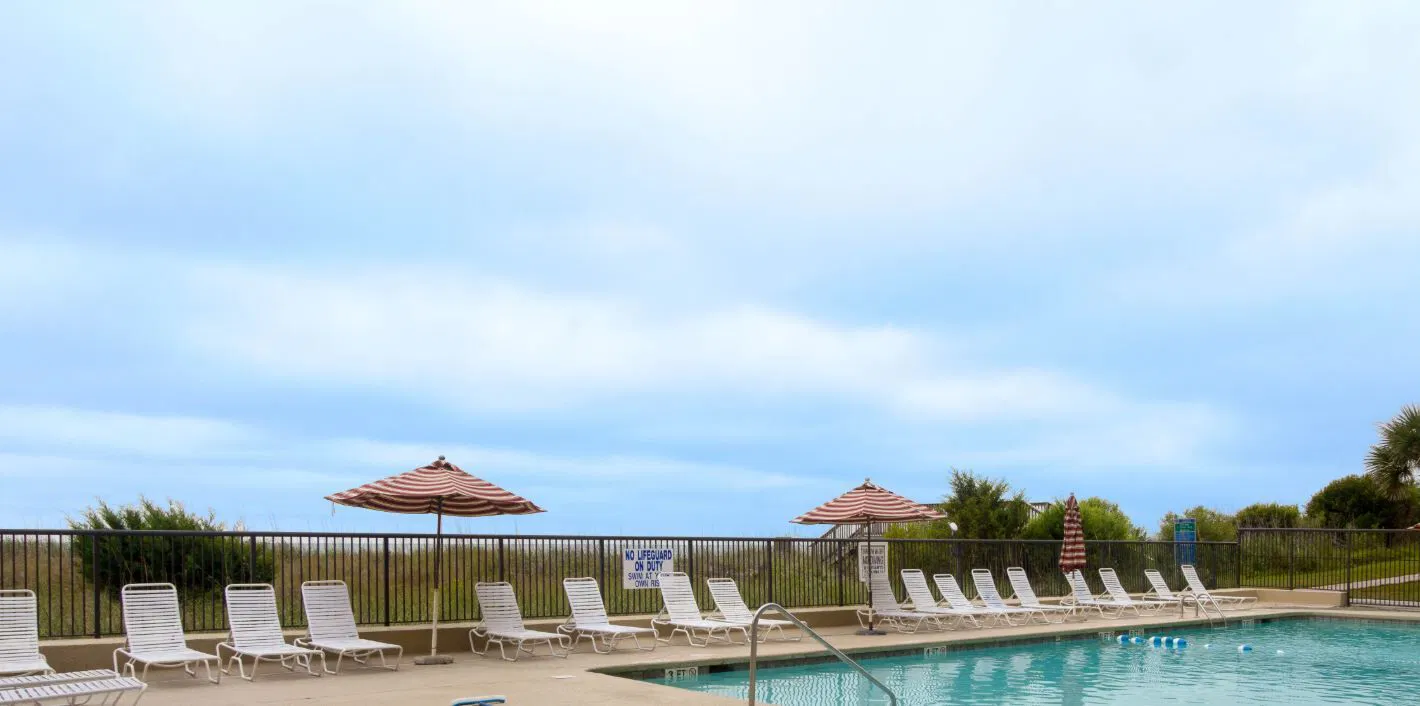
2 2 1418 536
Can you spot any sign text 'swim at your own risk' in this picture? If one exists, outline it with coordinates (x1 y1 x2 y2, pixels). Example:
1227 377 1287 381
622 548 675 589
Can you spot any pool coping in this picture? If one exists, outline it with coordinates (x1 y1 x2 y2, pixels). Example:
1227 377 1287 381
596 608 1413 683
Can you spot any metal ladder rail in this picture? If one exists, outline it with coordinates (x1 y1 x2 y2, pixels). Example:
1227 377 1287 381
747 603 898 706
1176 592 1226 624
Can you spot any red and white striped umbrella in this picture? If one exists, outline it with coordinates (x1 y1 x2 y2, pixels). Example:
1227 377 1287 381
1059 493 1086 573
326 456 544 517
792 478 945 525
326 456 543 662
793 479 944 635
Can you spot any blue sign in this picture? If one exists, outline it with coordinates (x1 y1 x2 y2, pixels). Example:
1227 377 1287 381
1174 518 1197 565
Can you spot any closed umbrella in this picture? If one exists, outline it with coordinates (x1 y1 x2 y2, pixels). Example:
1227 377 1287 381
792 478 945 635
326 456 544 664
1059 493 1086 575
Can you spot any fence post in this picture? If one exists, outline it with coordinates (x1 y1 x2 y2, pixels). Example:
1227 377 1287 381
248 535 257 582
382 537 391 626
497 537 506 583
1344 532 1352 607
837 541 845 606
1288 532 1295 590
90 533 101 638
598 539 607 594
765 539 774 605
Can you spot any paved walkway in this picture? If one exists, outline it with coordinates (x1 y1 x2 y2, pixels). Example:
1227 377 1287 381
121 605 1369 705
1316 572 1420 591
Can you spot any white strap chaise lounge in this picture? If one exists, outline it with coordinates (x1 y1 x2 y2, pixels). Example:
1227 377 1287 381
471 582 570 661
1004 567 1078 621
113 583 220 684
1061 571 1125 618
705 578 802 642
897 570 979 628
971 569 1053 625
0 670 146 705
295 580 403 673
0 590 50 677
1144 569 1210 611
861 572 952 633
558 577 655 653
931 573 1024 626
652 572 751 647
1181 565 1256 610
1098 569 1175 615
218 583 325 680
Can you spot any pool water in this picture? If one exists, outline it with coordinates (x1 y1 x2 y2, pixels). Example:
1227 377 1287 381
652 618 1420 704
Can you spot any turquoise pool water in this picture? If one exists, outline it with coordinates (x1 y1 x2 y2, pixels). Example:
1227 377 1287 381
652 618 1420 704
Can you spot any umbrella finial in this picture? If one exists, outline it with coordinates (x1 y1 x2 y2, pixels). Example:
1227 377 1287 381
438 455 446 461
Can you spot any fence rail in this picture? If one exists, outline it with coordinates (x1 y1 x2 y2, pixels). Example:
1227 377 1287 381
1 529 1243 639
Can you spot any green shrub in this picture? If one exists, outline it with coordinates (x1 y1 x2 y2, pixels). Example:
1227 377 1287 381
69 497 274 598
1020 497 1146 541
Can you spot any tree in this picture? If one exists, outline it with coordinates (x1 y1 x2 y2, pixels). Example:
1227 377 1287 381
70 497 273 597
1304 475 1413 529
1235 503 1302 529
1157 506 1237 542
1020 497 1146 541
887 469 1029 539
1366 405 1420 500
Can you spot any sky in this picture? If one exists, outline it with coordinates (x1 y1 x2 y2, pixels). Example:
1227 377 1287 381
1 2 1418 537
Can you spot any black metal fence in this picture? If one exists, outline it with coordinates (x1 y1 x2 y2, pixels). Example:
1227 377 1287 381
1239 528 1420 607
0 529 1240 639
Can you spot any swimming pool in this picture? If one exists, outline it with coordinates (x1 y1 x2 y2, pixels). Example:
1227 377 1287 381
651 618 1420 704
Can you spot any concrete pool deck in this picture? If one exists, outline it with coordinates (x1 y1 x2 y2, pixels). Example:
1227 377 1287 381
116 601 1415 705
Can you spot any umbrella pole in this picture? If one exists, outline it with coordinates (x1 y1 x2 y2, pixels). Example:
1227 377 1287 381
866 522 874 631
415 500 454 665
858 521 885 636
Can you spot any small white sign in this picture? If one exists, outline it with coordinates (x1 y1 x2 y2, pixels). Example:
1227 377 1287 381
857 541 888 583
622 547 675 589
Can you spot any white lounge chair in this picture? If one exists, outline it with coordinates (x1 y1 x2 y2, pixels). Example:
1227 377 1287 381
861 572 951 633
218 583 325 680
113 583 221 683
1098 568 1175 615
470 582 569 661
0 590 50 677
295 580 402 673
0 670 119 689
706 578 801 642
1061 571 1125 618
1005 567 1078 621
0 671 146 705
971 569 1053 625
1144 569 1204 608
652 572 750 647
931 573 1025 626
1181 565 1256 610
896 570 978 628
558 577 655 653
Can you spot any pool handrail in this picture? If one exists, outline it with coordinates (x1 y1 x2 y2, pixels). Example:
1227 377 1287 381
747 602 898 706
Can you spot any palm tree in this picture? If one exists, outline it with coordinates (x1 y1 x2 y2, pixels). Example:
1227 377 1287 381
1366 405 1420 500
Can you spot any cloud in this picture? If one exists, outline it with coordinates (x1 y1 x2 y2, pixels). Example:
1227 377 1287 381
0 403 816 495
171 259 1226 457
319 438 814 491
0 404 257 459
33 1 1416 220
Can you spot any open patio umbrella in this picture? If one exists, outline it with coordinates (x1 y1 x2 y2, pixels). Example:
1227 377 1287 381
326 456 543 664
792 478 945 635
1059 494 1086 575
